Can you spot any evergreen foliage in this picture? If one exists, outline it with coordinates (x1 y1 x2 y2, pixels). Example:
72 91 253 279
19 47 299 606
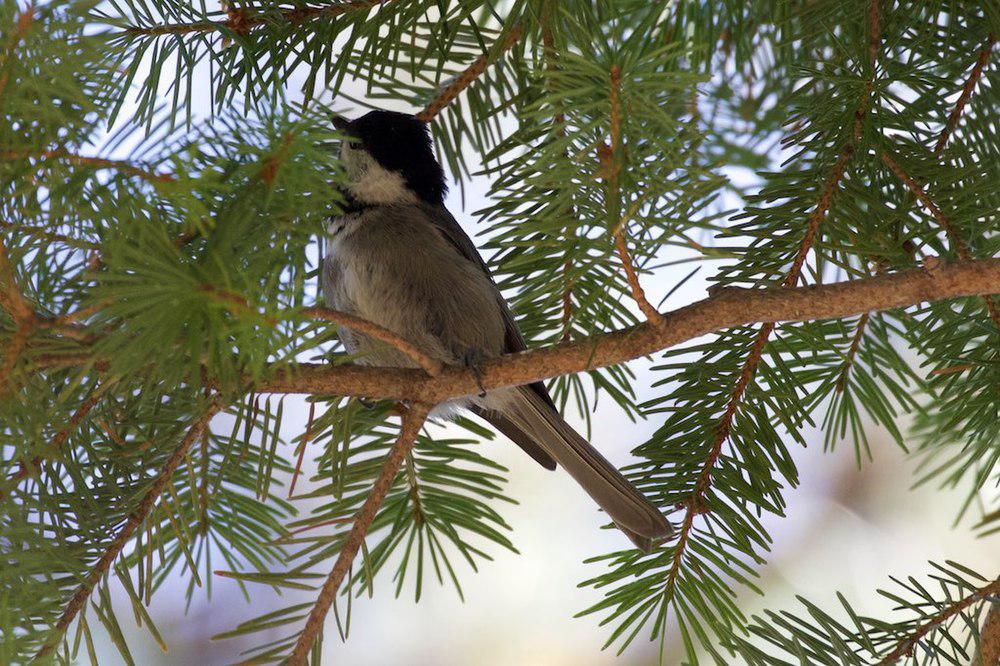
1 0 997 663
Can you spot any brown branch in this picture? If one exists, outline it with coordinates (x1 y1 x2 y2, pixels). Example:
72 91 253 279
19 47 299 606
415 24 523 123
601 64 664 327
32 401 222 661
976 600 1000 666
300 306 443 376
881 153 968 259
0 149 174 183
875 577 1000 665
119 0 387 37
0 221 101 251
614 229 664 326
934 35 996 155
843 35 993 374
287 402 430 665
255 259 1000 401
881 152 1000 333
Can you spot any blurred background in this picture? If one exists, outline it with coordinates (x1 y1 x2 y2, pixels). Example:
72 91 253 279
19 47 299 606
78 14 999 666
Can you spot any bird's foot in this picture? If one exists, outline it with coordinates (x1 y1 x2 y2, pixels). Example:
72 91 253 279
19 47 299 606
462 349 488 398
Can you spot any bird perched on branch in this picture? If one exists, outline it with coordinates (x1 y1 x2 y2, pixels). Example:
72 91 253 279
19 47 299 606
323 109 672 551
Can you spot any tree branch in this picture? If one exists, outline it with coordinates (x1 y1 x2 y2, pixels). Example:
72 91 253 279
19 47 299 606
415 24 523 123
287 402 430 665
32 400 222 661
875 577 1000 665
934 34 995 155
602 64 664 327
976 599 1000 666
300 306 443 376
2 380 114 498
0 149 174 183
255 259 1000 401
0 228 34 324
0 4 34 99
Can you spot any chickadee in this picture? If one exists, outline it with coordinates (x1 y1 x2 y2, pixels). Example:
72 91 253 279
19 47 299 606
324 110 672 551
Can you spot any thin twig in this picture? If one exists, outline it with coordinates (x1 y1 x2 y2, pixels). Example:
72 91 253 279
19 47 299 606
875 577 1000 665
301 306 443 376
601 64 664 326
540 8 577 342
415 24 523 123
2 382 114 500
0 221 100 251
1 149 174 183
836 311 869 393
287 402 430 665
662 0 881 601
32 401 222 661
881 152 1000 332
881 153 968 259
934 35 996 155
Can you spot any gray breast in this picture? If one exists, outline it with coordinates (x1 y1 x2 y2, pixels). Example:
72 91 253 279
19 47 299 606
323 205 506 367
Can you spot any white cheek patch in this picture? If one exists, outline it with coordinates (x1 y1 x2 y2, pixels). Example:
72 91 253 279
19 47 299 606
340 143 418 205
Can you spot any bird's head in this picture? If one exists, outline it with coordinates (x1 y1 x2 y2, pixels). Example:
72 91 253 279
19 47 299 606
332 110 447 206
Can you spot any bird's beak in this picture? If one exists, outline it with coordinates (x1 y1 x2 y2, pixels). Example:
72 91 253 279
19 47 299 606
330 114 349 131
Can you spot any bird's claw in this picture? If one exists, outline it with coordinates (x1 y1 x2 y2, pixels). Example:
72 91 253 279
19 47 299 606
463 350 488 398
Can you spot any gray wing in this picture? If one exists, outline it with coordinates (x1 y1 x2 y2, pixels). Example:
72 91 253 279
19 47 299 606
422 203 558 470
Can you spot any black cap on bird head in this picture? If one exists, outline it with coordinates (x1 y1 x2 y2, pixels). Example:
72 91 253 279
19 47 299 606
333 110 447 205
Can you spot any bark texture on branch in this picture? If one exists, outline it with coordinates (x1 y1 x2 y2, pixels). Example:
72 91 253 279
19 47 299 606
257 258 1000 401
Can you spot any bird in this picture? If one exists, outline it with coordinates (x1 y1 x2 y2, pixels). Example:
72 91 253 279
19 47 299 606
322 109 673 551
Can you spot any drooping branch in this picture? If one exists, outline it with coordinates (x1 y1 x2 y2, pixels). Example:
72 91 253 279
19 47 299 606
32 400 222 661
662 0 882 600
255 258 1000 402
287 402 430 665
875 577 1000 665
415 24 523 123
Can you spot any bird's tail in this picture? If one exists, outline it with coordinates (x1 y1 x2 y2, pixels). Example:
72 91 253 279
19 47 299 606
483 387 673 552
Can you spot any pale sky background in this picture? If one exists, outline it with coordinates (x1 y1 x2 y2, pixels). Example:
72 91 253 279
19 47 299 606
83 14 999 665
